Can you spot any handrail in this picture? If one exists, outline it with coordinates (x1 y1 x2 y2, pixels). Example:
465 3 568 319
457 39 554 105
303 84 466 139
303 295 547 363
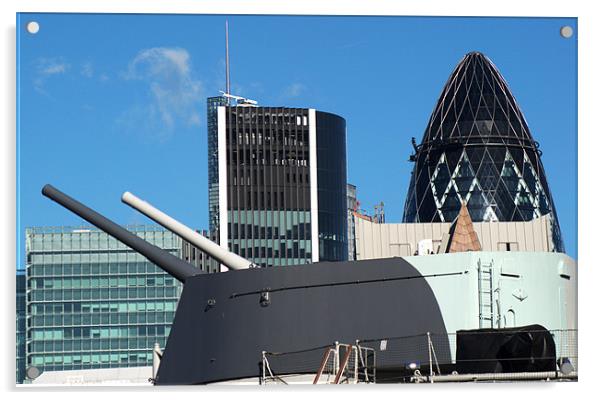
313 348 333 384
333 345 353 384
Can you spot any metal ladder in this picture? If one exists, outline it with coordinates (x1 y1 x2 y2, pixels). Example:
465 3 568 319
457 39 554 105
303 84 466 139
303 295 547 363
478 259 494 328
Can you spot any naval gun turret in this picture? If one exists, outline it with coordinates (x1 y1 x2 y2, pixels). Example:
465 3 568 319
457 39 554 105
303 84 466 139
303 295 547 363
42 184 453 384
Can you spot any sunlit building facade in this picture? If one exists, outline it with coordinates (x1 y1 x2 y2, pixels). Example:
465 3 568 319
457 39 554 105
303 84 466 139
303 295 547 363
24 226 186 374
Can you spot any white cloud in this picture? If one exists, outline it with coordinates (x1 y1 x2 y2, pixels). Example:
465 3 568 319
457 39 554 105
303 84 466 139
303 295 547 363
122 47 203 136
41 63 67 75
33 57 70 93
283 82 306 98
38 58 69 75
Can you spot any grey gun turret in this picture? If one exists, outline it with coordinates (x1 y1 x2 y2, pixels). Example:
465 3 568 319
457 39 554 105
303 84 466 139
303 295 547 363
41 184 202 283
121 191 257 270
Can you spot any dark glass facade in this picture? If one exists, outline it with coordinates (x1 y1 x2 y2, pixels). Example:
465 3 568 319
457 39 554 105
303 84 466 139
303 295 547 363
207 100 347 267
316 112 348 261
207 96 229 234
402 52 564 252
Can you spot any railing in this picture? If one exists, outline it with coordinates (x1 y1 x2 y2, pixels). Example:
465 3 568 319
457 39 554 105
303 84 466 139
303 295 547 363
260 342 376 385
428 328 578 375
260 329 577 384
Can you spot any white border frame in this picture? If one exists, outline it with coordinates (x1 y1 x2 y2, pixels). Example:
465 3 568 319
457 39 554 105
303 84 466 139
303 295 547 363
6 2 599 398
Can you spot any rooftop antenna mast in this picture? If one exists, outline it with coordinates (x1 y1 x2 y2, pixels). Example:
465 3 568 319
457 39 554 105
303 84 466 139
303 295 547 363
221 21 257 106
225 20 231 102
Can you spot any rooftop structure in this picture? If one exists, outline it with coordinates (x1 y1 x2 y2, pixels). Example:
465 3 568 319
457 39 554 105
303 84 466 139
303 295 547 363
447 203 482 253
353 213 558 259
347 184 358 261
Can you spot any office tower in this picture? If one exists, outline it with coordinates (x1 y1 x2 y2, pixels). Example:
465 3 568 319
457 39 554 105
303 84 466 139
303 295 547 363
402 52 563 251
23 225 198 374
208 99 348 267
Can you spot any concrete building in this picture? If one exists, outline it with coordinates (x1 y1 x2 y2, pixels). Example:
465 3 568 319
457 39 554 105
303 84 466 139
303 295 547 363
207 96 348 268
23 225 206 377
354 213 558 259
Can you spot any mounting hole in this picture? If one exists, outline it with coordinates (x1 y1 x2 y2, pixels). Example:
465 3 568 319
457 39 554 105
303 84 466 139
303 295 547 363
26 21 40 34
560 26 573 39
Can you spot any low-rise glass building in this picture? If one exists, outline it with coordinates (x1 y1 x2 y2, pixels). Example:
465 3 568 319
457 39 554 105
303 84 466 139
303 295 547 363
23 225 195 374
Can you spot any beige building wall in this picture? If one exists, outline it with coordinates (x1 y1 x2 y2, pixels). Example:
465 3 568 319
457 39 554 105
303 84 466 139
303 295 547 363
354 214 555 259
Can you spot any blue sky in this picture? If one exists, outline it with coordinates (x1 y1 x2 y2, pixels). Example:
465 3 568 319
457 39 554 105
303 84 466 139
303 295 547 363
16 14 577 267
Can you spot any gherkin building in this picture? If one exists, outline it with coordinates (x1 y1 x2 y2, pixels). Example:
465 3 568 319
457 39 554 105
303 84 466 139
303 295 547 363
402 51 564 252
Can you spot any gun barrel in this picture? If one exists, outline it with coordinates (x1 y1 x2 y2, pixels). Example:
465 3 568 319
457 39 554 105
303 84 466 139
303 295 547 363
121 192 255 270
42 184 201 282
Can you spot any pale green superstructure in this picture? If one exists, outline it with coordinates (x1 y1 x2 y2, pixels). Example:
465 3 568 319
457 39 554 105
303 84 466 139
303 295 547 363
405 251 576 333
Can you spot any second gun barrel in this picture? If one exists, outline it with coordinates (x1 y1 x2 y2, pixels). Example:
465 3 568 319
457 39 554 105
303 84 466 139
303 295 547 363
122 191 255 270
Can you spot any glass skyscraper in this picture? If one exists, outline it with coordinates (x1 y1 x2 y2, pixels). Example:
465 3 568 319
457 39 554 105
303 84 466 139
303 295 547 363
23 225 188 376
402 51 564 252
207 99 348 268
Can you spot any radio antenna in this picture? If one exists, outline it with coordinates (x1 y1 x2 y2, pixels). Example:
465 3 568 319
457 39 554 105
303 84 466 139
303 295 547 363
225 20 231 97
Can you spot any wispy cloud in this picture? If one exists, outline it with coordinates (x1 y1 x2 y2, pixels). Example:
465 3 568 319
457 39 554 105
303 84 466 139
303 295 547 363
119 47 203 139
33 57 70 94
81 62 94 78
41 63 68 75
282 82 306 98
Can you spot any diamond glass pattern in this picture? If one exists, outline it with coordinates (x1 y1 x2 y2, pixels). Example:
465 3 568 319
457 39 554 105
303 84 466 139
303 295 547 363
402 52 564 252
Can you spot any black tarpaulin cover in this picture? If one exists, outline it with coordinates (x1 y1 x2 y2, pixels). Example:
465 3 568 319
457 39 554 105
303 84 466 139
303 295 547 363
455 324 557 373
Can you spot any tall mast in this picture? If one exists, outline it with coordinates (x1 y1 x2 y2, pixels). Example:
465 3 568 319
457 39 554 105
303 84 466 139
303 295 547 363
225 20 231 98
